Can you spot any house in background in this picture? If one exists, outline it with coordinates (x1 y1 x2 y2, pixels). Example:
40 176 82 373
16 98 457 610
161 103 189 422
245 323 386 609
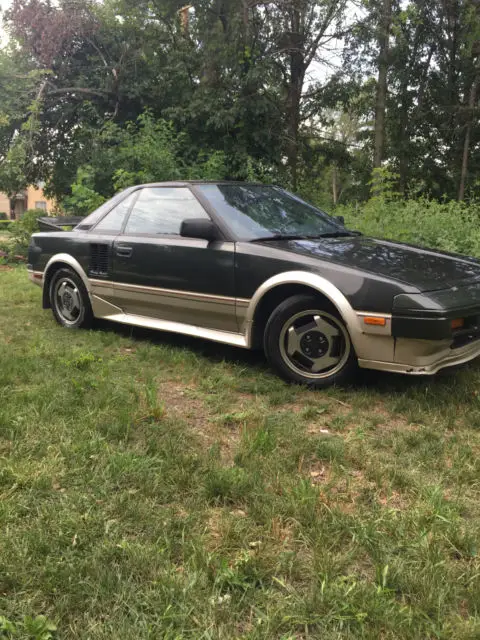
0 183 56 219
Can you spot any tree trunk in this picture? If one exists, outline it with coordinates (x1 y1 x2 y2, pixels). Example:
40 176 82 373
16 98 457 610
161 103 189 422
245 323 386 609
458 69 479 200
284 4 305 191
332 165 338 205
373 0 392 168
286 68 303 191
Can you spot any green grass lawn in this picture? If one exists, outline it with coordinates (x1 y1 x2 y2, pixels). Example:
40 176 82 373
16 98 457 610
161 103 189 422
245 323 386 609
1 267 479 639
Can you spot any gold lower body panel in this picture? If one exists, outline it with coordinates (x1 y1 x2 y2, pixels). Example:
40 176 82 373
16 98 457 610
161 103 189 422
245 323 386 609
91 295 248 348
91 280 246 333
90 285 249 348
358 336 480 374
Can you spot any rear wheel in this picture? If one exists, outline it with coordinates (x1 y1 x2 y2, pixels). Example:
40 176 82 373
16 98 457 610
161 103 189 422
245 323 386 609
264 294 357 388
49 267 93 329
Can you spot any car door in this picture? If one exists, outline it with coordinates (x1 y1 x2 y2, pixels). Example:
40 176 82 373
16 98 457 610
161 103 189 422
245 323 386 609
85 191 139 309
111 186 238 332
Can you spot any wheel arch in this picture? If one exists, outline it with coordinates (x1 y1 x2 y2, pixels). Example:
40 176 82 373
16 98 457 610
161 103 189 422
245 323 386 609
245 271 362 350
42 254 91 309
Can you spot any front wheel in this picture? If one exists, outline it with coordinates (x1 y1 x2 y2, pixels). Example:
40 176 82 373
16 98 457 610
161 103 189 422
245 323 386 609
49 267 93 329
264 294 357 388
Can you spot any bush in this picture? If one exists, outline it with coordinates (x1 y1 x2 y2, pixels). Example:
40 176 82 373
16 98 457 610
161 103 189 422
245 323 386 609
0 220 11 231
0 212 8 221
8 209 45 257
336 197 480 258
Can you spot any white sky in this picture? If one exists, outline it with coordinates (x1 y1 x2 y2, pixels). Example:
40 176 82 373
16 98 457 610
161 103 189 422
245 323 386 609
0 0 9 42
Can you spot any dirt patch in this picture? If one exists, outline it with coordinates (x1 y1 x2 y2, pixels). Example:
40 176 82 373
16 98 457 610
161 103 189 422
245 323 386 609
308 462 330 485
270 516 296 545
377 489 410 510
158 380 241 463
0 265 13 271
370 409 417 431
299 455 331 485
205 507 225 550
318 468 378 514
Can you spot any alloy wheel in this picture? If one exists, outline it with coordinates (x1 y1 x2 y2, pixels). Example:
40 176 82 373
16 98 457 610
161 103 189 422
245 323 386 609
279 309 351 379
54 277 83 326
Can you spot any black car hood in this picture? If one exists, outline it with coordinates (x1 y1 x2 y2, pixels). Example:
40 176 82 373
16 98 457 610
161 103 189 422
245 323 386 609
260 236 480 292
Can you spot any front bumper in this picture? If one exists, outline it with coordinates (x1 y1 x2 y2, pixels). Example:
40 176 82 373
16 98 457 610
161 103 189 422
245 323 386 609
358 285 480 374
358 336 480 375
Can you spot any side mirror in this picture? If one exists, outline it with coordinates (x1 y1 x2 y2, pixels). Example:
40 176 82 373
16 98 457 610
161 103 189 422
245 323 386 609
335 215 345 225
180 218 220 241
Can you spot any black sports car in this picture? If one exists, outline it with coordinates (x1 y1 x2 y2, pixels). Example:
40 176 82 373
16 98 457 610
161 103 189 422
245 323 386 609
28 182 480 387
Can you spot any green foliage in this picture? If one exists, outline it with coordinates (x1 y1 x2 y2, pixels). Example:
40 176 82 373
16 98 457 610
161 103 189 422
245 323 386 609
0 615 56 639
0 212 8 220
62 166 106 215
8 209 44 256
0 137 29 198
1 0 480 211
107 114 184 190
368 167 402 201
62 111 266 212
338 196 480 257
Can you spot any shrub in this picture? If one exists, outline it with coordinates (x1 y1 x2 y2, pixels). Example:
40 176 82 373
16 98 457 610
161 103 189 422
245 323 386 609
336 197 480 258
0 212 8 221
8 209 45 257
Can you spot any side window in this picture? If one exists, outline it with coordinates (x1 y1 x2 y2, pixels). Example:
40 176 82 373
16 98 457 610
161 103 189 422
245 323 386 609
94 192 137 233
123 187 209 235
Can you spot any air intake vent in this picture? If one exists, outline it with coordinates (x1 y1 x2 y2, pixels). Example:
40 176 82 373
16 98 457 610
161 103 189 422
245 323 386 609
89 243 109 276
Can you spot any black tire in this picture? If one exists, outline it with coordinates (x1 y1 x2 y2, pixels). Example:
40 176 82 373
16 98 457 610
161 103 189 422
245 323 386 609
263 294 357 388
49 267 93 329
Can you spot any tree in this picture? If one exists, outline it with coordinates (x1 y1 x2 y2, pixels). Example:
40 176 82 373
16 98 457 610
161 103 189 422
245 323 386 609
458 0 480 200
373 0 392 168
263 0 348 188
2 0 480 205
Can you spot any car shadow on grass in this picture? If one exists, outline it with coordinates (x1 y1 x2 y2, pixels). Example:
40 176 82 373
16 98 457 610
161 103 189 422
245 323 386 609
94 319 267 367
93 318 480 399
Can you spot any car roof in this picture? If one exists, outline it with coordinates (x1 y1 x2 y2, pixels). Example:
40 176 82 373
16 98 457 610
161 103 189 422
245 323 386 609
129 181 270 188
75 181 274 231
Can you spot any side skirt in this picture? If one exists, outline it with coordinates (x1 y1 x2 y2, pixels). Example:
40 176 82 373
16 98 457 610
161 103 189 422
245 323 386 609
92 294 249 349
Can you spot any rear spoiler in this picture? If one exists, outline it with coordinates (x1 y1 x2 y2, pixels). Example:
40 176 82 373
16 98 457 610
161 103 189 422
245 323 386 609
37 216 84 232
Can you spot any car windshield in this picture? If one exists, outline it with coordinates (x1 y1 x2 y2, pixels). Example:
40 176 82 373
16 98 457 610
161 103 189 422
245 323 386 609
197 184 346 240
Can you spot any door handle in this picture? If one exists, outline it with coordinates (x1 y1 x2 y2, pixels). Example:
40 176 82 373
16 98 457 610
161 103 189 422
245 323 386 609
116 245 133 258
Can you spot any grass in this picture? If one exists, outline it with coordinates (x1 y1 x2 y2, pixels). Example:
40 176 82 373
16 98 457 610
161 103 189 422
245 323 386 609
1 266 479 639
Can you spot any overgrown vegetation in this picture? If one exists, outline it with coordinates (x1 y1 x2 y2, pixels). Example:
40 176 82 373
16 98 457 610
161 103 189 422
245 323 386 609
1 0 479 205
61 112 261 214
1 267 479 638
0 209 43 262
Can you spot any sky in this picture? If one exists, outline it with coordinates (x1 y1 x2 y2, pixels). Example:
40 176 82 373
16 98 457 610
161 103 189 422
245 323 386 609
0 0 9 17
0 0 9 41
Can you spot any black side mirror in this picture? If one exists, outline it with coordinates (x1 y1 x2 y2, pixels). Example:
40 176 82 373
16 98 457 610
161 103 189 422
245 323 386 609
335 215 345 225
180 218 220 241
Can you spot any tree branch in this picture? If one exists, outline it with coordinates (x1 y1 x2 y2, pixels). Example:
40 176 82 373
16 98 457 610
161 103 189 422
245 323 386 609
46 87 111 97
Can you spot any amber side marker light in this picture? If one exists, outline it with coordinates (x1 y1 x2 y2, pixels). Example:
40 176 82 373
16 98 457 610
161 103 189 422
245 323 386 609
451 318 465 330
364 316 387 327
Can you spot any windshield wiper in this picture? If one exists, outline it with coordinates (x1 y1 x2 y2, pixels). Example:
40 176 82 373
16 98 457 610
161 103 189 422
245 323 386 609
315 231 362 238
249 231 361 242
249 234 316 242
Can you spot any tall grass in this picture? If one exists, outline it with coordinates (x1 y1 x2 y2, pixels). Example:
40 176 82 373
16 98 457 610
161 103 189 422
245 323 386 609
338 197 480 257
